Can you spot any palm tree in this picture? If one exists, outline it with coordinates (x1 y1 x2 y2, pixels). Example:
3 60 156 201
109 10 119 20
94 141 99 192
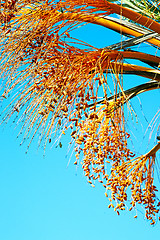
0 0 160 224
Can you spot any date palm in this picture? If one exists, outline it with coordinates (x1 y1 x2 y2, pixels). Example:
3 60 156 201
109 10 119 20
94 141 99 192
0 0 160 224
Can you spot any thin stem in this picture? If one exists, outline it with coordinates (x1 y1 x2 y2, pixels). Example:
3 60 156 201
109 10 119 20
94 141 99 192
87 80 160 107
146 142 160 157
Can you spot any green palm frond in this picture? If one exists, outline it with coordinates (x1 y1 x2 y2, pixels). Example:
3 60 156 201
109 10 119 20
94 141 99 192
108 0 160 21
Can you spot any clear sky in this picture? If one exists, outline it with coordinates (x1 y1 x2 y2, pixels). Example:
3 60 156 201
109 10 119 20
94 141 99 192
0 14 160 240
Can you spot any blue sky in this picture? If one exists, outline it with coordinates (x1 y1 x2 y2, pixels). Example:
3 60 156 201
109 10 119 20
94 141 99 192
0 12 160 240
